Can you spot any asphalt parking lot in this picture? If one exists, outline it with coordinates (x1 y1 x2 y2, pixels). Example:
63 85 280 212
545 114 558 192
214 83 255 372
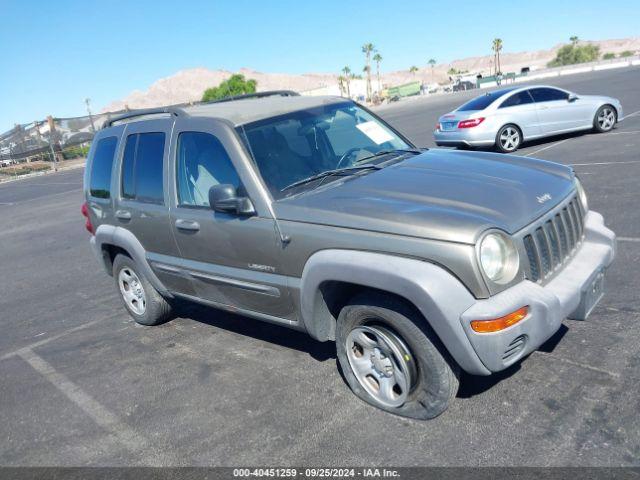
1 67 639 467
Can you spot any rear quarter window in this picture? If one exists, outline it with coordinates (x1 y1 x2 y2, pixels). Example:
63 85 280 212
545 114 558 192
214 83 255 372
89 136 118 198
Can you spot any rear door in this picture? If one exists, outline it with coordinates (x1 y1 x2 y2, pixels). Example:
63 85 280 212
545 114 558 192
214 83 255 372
496 90 541 138
165 118 294 320
114 119 189 294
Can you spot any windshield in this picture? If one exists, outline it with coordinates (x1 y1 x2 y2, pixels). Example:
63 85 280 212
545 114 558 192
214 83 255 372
457 88 516 111
237 102 412 199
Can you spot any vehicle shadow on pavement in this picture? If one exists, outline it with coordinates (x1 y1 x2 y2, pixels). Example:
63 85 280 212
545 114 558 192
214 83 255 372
175 302 337 362
457 324 569 398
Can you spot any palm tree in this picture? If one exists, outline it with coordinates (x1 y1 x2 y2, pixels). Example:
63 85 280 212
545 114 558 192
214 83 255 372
362 43 375 101
492 38 503 74
373 52 383 94
341 66 352 98
428 58 436 81
570 36 579 46
409 66 419 76
337 75 346 96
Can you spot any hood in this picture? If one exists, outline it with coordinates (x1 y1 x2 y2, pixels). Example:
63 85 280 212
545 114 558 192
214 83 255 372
273 149 576 244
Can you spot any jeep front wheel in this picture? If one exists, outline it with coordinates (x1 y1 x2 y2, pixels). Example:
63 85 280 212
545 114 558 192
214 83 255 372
336 293 459 420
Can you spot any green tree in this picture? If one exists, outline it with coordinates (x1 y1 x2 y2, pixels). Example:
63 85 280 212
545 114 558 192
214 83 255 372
447 67 458 76
620 50 634 57
341 66 352 97
428 58 436 80
602 52 616 60
373 52 383 93
362 43 375 101
492 38 503 74
202 74 257 102
570 36 579 46
548 43 600 67
409 66 419 76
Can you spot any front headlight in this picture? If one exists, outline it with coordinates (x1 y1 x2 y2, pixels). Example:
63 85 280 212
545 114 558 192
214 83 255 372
575 177 588 212
479 232 519 284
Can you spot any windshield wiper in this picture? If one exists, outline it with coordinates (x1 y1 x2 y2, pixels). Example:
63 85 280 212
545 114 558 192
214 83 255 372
281 164 381 192
354 148 422 165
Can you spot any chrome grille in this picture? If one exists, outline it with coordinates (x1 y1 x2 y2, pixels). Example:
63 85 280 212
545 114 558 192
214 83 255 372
523 196 585 283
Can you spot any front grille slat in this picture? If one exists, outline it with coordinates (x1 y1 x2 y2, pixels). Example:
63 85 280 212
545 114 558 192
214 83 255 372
571 200 584 237
545 220 560 267
563 208 576 249
522 195 585 283
534 228 551 276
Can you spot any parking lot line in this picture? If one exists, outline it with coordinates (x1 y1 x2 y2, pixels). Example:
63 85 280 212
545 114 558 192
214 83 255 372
534 350 620 378
0 317 108 361
618 237 640 243
570 160 640 166
523 138 570 157
17 348 166 466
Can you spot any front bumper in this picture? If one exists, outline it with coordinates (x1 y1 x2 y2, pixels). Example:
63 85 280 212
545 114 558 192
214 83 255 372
460 211 616 373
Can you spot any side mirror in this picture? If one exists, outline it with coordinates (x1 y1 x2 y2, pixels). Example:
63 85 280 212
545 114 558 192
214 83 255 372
208 184 255 216
568 94 579 102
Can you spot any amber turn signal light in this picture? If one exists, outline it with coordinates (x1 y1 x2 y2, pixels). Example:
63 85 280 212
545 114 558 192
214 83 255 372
470 306 529 333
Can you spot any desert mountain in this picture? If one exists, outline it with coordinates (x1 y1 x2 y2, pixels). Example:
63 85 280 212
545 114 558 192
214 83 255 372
101 37 639 112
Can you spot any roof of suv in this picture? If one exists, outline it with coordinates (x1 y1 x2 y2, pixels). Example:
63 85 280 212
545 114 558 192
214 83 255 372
185 95 348 126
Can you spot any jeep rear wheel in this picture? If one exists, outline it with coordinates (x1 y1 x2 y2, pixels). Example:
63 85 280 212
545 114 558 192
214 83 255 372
336 293 459 420
112 254 173 326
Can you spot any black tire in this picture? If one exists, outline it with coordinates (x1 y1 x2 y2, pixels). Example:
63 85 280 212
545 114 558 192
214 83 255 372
495 124 522 153
593 104 617 133
112 254 173 326
336 293 459 420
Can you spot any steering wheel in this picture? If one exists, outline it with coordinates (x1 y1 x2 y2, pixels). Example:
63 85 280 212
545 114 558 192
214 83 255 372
335 147 362 170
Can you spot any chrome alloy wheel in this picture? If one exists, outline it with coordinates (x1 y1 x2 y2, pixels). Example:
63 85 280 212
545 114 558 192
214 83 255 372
597 107 615 131
345 325 417 408
118 267 146 315
499 126 520 151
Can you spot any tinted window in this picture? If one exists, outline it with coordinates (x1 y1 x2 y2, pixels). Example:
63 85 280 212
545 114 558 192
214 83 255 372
89 136 118 198
121 135 137 199
499 91 534 108
458 88 516 111
177 132 241 207
120 132 165 204
530 88 569 102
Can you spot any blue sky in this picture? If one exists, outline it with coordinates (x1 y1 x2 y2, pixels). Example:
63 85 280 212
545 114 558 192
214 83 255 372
1 0 638 131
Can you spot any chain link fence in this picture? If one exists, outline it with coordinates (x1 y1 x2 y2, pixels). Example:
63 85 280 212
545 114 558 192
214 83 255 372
0 111 129 178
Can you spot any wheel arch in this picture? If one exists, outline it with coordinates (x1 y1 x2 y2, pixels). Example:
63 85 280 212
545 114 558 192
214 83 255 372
299 249 491 375
93 224 173 298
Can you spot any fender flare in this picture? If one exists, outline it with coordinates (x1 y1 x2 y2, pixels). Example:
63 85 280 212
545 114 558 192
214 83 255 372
94 224 173 298
299 249 490 375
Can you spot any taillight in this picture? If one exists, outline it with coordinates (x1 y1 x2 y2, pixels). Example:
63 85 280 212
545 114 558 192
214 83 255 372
435 122 441 131
458 117 485 128
81 202 94 235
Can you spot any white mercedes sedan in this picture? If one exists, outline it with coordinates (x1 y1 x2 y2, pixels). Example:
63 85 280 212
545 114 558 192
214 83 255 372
434 85 623 152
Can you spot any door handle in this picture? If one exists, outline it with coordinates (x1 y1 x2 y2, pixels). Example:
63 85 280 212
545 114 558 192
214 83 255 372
539 105 549 110
175 219 200 232
115 210 131 220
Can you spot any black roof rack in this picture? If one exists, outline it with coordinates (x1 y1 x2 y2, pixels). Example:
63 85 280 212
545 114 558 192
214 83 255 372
203 90 299 105
102 106 186 129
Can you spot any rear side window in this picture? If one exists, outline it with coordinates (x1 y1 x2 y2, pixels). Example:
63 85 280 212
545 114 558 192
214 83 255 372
499 91 534 108
89 136 118 198
457 88 516 111
121 132 165 204
530 88 569 102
